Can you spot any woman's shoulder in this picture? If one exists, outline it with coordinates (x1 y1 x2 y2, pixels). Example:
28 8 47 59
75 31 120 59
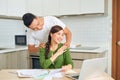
39 48 45 52
58 43 63 47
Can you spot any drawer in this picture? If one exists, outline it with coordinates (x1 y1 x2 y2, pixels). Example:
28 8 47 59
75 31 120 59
70 52 105 59
72 60 83 68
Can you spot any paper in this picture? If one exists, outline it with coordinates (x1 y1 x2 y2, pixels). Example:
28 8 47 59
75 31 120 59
43 69 63 80
17 69 63 80
65 69 77 74
17 69 48 78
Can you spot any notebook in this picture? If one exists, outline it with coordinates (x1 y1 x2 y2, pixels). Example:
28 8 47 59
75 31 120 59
66 57 107 80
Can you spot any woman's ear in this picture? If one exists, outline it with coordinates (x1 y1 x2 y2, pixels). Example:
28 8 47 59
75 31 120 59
50 33 53 37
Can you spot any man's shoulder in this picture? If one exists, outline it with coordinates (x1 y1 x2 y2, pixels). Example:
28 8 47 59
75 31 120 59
44 16 56 19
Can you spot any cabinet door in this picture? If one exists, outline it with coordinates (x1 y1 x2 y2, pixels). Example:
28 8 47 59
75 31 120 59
71 52 105 69
0 54 7 69
72 60 83 68
60 0 80 15
6 52 18 69
0 0 7 15
7 0 26 17
26 0 43 16
17 50 29 69
80 0 104 14
43 0 60 16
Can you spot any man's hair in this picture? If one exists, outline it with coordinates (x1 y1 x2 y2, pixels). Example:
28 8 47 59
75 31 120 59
22 13 36 28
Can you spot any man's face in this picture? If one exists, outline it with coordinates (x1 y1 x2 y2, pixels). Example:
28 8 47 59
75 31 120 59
29 18 43 31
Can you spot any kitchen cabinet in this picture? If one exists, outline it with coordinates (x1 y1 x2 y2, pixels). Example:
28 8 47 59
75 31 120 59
26 0 43 16
71 52 105 68
60 0 104 15
0 0 26 17
26 0 104 16
0 54 7 69
0 0 7 15
0 0 104 17
80 0 104 14
7 0 26 17
0 50 29 69
6 51 18 69
16 50 29 69
42 0 59 16
60 0 80 15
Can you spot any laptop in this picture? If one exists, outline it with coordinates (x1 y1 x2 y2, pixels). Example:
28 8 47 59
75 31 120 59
66 57 107 80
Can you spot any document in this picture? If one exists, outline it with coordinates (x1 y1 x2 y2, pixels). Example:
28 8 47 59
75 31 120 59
17 69 64 80
17 69 48 78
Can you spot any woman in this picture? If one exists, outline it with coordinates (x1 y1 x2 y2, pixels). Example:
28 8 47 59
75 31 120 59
39 25 73 71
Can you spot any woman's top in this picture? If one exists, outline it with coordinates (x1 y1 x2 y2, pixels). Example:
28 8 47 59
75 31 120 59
39 43 73 69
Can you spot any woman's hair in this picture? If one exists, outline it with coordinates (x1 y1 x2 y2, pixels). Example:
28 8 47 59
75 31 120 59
45 25 63 59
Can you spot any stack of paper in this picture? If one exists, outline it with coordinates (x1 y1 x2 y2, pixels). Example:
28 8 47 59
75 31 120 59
17 69 48 78
17 69 64 80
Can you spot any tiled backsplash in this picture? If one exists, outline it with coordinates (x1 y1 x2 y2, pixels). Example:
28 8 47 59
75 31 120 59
0 19 26 48
60 15 112 47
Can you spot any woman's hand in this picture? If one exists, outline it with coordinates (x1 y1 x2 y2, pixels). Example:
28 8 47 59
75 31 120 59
61 64 72 72
56 45 67 56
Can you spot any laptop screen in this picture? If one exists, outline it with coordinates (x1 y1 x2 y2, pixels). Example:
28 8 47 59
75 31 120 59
66 57 107 80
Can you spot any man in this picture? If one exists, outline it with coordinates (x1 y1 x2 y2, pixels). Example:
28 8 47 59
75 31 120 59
22 13 72 53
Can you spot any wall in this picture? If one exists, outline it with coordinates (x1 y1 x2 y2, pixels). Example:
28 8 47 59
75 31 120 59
0 19 26 48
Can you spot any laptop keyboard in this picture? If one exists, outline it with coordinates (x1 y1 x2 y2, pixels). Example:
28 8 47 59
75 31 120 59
71 75 79 79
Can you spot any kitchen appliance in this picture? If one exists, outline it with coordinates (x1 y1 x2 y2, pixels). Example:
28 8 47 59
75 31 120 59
29 55 42 69
15 35 27 45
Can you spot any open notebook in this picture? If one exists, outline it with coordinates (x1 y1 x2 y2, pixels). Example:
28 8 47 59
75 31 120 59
66 57 107 80
17 69 63 79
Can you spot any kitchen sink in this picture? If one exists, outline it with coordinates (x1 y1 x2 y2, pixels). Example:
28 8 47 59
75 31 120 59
0 48 8 50
70 46 100 50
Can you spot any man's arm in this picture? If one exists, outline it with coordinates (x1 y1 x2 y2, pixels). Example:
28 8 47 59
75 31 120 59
28 43 46 53
28 45 39 53
63 27 72 47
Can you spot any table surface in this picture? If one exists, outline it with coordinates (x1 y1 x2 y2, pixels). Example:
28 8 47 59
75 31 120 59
0 69 114 80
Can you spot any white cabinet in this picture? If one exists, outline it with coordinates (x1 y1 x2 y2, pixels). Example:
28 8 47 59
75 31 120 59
80 0 104 14
26 0 104 16
7 0 26 17
42 0 59 16
0 0 105 17
60 0 80 15
60 0 104 15
26 0 43 16
0 0 7 15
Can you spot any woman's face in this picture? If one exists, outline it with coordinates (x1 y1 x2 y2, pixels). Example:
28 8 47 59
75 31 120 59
51 30 64 44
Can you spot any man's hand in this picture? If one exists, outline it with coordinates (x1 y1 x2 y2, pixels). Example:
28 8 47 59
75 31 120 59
39 42 46 48
64 42 70 48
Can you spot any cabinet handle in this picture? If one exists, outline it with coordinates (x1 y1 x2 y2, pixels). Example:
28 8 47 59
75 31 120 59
72 59 84 61
117 41 120 46
29 57 39 59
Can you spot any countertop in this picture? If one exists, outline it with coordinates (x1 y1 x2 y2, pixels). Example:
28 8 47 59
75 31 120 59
70 47 107 53
0 46 28 54
0 46 107 54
